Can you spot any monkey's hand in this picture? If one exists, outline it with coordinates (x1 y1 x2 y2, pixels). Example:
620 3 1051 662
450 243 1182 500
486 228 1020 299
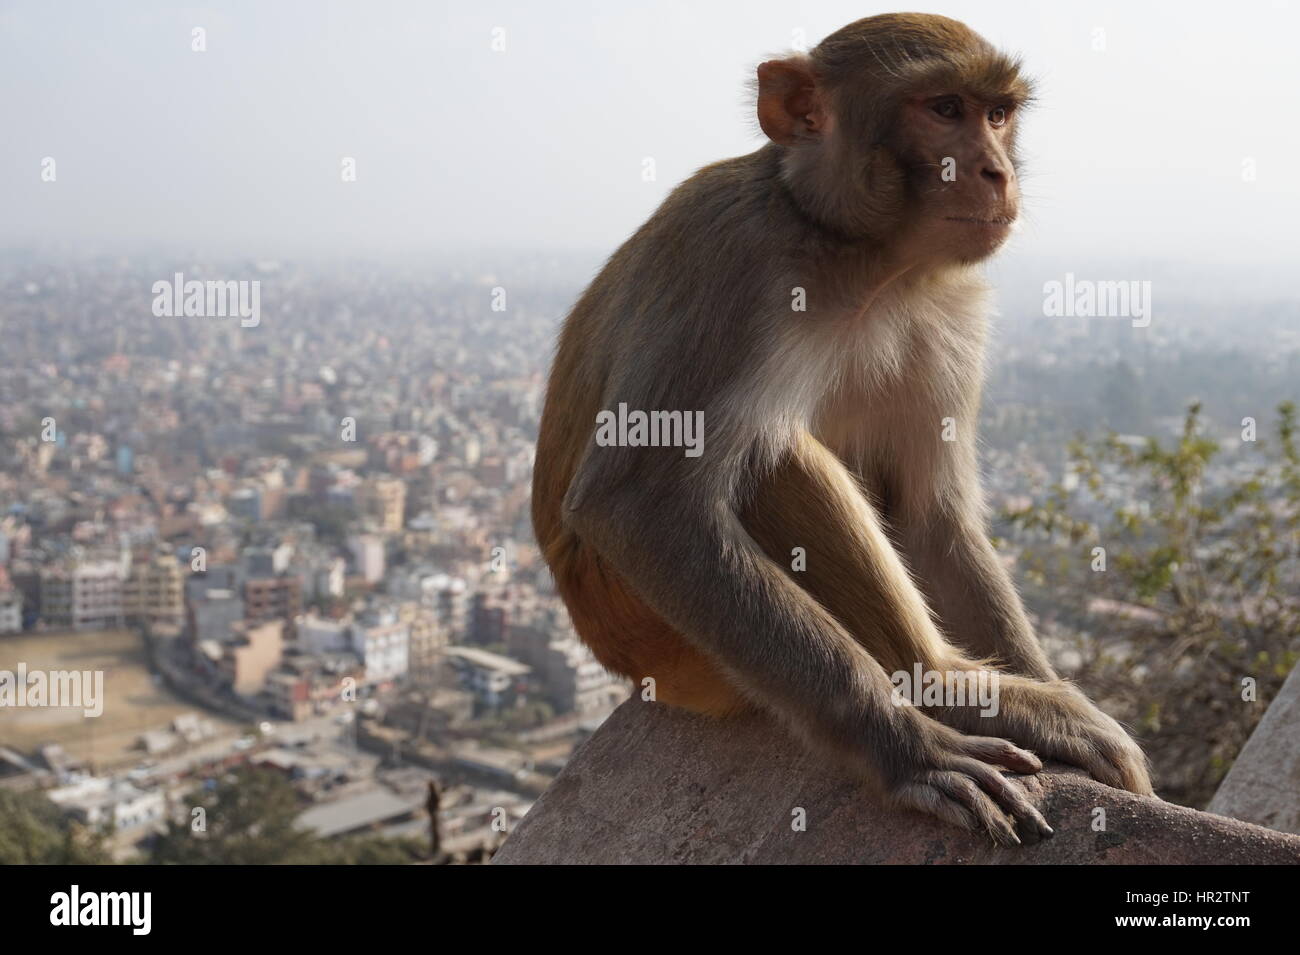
886 719 1055 846
940 678 1153 796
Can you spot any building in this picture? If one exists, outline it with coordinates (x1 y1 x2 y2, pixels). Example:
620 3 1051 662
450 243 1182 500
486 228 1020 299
0 587 21 634
244 543 293 577
298 613 351 654
445 646 530 710
292 551 345 603
265 669 313 722
352 603 410 685
7 563 41 628
123 552 184 627
313 556 346 600
244 574 302 626
39 559 124 630
387 567 468 638
536 638 626 715
470 590 508 646
297 787 423 838
355 476 407 534
510 621 626 715
47 776 166 834
265 654 363 721
399 600 446 681
185 565 242 606
190 587 245 644
381 687 474 736
219 619 285 696
470 585 541 646
349 533 386 584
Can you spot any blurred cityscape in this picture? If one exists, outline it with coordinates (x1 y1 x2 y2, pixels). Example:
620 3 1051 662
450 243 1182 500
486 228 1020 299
0 250 1297 862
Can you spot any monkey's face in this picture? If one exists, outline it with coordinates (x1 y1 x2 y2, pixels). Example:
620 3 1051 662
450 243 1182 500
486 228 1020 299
890 92 1022 263
758 16 1032 259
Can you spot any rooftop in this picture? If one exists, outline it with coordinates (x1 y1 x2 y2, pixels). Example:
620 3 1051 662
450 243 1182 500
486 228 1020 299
445 645 531 675
297 787 422 838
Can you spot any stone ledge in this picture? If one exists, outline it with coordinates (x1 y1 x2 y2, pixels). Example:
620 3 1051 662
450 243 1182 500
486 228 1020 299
494 699 1300 864
1208 661 1300 836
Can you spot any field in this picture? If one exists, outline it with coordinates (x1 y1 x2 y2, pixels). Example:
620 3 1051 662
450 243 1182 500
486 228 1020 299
0 629 238 771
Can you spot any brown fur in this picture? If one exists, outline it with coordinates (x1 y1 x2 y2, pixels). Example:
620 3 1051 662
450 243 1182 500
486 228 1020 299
532 14 1151 844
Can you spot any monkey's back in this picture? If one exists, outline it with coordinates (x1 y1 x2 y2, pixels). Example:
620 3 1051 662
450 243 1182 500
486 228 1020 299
530 147 803 714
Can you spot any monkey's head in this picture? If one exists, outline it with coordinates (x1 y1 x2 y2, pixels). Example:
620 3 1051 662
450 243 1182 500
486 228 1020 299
757 13 1032 264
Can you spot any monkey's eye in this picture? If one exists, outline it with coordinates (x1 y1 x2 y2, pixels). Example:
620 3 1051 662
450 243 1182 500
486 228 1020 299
988 106 1008 127
931 97 962 120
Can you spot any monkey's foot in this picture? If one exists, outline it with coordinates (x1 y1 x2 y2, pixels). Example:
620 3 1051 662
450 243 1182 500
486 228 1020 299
892 730 1056 846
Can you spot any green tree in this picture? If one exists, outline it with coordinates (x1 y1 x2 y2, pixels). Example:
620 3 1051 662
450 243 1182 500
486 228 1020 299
327 834 427 865
150 765 429 865
151 766 325 864
1008 402 1300 808
0 789 112 864
151 769 322 867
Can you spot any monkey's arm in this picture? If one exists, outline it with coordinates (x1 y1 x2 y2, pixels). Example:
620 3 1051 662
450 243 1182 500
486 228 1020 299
564 431 1054 843
875 450 1151 794
905 518 1152 792
900 501 1057 681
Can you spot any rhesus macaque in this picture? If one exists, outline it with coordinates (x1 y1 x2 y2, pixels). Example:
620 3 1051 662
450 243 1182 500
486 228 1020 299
532 13 1152 844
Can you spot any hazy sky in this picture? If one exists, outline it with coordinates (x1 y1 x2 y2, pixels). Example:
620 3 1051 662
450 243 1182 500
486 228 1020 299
2 0 1298 267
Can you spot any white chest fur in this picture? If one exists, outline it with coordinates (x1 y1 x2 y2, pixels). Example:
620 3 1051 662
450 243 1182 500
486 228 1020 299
711 267 992 482
814 268 991 454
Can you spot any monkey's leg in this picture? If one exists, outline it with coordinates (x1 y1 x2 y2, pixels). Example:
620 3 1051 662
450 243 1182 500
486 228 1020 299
545 528 749 715
743 433 1151 796
566 436 1054 844
740 432 961 680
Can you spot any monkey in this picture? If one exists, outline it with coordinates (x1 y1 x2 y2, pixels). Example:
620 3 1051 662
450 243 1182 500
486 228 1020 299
532 13 1152 845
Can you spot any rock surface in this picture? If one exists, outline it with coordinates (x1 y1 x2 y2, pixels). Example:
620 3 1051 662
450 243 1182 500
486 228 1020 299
495 699 1300 864
1208 662 1300 836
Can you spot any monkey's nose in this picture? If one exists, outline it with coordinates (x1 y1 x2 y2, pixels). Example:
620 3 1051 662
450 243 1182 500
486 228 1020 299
979 162 1014 203
980 163 1011 189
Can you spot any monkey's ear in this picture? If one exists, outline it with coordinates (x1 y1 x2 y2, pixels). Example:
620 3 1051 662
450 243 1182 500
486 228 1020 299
756 57 825 145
